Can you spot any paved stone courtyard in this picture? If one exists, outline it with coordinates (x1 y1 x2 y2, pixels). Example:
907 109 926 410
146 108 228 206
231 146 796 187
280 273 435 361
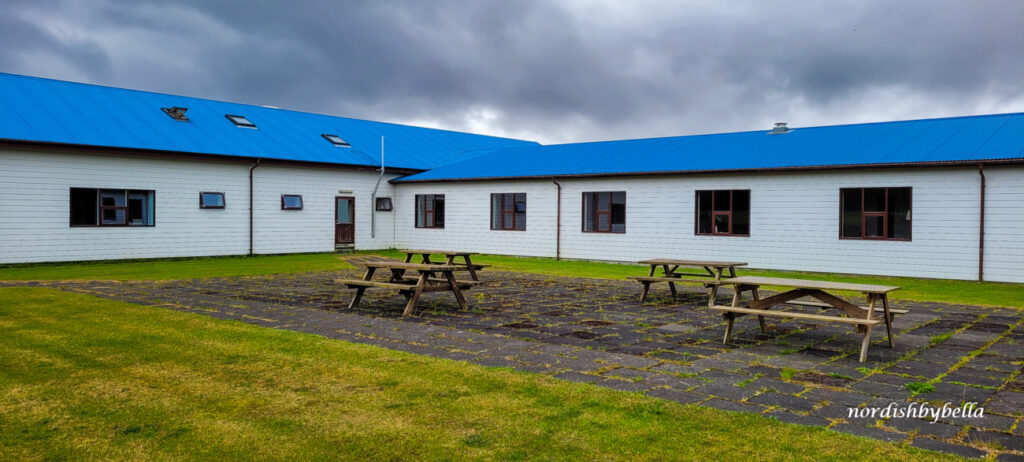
10 262 1023 459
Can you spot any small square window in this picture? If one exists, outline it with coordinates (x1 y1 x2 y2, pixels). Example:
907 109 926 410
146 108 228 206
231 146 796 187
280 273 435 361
281 194 303 210
226 114 256 128
322 134 351 147
375 197 393 211
200 192 225 209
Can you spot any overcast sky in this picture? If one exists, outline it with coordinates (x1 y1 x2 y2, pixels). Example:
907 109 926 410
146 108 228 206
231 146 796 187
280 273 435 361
2 0 1023 144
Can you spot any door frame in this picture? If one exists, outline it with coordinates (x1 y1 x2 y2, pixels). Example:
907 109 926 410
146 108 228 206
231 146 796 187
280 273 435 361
335 196 355 244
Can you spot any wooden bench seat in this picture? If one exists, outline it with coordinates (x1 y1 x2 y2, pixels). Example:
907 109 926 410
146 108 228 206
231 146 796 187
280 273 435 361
709 305 882 326
399 277 482 287
711 304 883 363
627 275 723 284
336 279 416 290
783 298 909 315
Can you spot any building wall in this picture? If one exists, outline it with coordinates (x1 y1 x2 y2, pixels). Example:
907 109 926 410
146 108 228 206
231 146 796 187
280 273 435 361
393 180 558 256
395 167 1023 282
0 147 397 263
984 165 1024 283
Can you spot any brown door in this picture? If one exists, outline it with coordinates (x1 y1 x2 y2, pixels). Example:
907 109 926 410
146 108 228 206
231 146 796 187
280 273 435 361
335 196 355 244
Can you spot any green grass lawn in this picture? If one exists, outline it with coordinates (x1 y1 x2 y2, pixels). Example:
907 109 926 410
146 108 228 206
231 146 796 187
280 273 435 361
0 287 951 461
0 253 353 281
362 250 1024 309
2 250 1022 309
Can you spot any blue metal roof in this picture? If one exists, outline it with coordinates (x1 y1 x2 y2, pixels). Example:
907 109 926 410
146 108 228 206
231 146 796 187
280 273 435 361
396 113 1024 181
0 73 537 170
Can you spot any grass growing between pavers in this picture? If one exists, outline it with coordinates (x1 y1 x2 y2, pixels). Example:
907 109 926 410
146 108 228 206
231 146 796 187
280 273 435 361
362 250 1024 309
0 253 353 281
0 287 952 461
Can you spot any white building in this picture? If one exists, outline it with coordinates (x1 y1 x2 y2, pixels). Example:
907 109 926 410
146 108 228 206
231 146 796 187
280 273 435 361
2 73 1023 282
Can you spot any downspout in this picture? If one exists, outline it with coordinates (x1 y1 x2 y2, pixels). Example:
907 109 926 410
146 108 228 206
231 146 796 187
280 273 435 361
371 136 385 239
978 163 986 282
249 158 261 256
553 180 562 260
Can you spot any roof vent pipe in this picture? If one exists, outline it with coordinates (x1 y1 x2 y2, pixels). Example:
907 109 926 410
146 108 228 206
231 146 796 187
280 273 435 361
769 122 790 134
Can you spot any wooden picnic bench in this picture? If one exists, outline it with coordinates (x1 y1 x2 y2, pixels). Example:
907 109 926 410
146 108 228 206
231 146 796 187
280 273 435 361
336 261 479 316
628 259 747 306
400 249 489 281
711 276 903 362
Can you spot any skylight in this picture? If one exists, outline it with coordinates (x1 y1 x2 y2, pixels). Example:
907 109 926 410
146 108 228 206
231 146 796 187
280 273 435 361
161 106 189 121
322 134 351 147
226 114 256 128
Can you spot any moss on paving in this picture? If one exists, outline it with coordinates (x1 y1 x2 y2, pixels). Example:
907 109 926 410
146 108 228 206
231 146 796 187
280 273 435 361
0 287 952 461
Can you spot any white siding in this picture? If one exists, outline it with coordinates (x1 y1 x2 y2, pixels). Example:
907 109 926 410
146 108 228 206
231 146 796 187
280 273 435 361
394 181 558 256
396 167 1024 282
0 148 397 263
253 164 397 254
984 166 1024 283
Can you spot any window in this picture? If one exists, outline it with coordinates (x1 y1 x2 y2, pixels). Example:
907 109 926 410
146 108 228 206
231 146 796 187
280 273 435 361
322 134 351 147
161 106 189 121
415 194 445 228
375 197 393 211
582 192 625 233
281 194 304 210
840 187 911 240
69 188 154 227
200 192 225 209
695 190 750 236
226 114 256 128
491 193 526 230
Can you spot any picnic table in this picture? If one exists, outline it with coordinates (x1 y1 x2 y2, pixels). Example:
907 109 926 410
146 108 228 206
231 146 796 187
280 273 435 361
400 249 488 281
336 261 481 316
711 276 905 362
628 259 748 306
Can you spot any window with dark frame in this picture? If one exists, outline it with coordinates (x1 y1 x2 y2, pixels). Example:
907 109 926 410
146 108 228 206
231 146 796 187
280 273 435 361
322 134 351 147
582 191 625 233
375 197 393 211
281 194 303 210
695 189 750 236
199 192 225 209
69 188 154 227
226 114 256 128
840 187 912 240
490 193 526 231
414 194 445 228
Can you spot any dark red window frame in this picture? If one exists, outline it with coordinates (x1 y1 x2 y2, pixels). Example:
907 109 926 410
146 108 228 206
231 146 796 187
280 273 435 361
582 191 626 233
839 187 912 241
695 189 750 236
490 193 526 231
415 194 445 228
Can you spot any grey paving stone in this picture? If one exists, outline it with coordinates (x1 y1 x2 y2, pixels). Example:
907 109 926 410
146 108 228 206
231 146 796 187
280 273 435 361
597 378 652 392
748 392 817 412
967 429 1024 452
701 398 767 415
831 423 907 443
850 380 913 398
766 410 830 427
650 363 705 376
801 388 872 407
645 388 705 405
885 417 963 439
910 437 987 459
746 378 806 395
552 371 601 384
691 382 761 401
996 453 1024 462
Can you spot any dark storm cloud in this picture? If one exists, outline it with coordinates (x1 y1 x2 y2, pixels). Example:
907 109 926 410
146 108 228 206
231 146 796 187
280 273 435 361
2 0 1023 143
